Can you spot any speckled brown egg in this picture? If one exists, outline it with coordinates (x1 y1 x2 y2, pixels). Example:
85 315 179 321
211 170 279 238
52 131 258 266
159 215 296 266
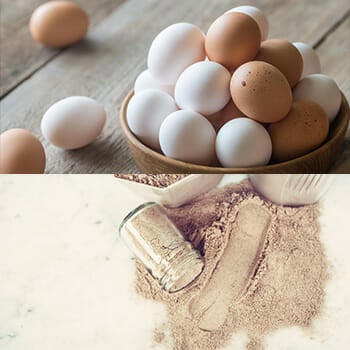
255 39 303 87
206 98 244 131
30 1 89 48
0 129 46 174
231 61 292 123
205 12 261 71
268 100 329 162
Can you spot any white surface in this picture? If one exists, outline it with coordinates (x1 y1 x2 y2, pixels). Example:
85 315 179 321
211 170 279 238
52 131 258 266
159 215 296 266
0 175 349 350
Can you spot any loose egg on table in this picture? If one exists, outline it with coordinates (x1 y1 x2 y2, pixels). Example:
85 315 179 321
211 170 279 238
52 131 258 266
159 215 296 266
41 96 106 150
0 129 46 174
30 1 89 47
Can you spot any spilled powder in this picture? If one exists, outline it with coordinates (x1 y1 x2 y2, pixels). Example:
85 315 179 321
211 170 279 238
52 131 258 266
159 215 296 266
135 181 328 350
114 174 188 188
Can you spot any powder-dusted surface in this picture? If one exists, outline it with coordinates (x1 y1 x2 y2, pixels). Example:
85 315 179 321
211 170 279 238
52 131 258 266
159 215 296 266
135 183 328 350
114 174 189 188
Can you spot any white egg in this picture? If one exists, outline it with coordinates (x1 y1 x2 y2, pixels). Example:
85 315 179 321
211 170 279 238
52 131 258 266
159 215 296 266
175 61 231 115
134 69 174 96
293 42 321 79
148 23 206 85
293 74 341 123
216 118 272 168
159 110 216 165
41 96 106 150
127 89 178 150
227 5 268 40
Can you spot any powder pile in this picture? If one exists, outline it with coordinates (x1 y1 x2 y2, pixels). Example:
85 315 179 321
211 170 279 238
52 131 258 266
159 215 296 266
135 182 328 350
115 174 188 188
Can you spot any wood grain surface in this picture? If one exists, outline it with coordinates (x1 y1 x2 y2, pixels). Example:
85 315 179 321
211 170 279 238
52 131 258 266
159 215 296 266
0 0 349 173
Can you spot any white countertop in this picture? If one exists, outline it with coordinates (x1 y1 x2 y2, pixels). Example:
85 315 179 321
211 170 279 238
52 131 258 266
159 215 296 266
0 175 349 350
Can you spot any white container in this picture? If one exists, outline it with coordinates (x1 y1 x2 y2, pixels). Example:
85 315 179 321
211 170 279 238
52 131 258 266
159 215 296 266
249 174 335 206
115 174 224 208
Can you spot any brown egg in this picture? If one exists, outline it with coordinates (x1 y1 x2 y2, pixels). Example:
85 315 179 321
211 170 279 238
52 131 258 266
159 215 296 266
255 39 303 87
231 61 292 123
0 129 46 174
268 100 329 162
205 12 261 71
206 98 244 131
29 1 89 48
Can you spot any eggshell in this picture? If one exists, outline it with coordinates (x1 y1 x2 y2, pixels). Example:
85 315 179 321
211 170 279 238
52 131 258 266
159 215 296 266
293 74 341 123
127 90 178 150
268 100 329 162
231 61 292 123
227 5 269 40
216 117 272 167
0 129 46 174
148 23 206 85
174 61 231 115
207 98 244 131
159 110 216 165
134 70 174 96
29 1 89 48
41 96 106 150
293 42 321 79
205 12 261 71
255 39 303 87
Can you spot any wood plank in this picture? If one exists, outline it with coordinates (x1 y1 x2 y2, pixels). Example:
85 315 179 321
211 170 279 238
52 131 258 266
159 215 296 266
1 0 349 173
317 16 350 172
0 0 127 97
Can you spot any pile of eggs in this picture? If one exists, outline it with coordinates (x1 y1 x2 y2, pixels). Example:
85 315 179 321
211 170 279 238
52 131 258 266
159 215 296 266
127 5 342 167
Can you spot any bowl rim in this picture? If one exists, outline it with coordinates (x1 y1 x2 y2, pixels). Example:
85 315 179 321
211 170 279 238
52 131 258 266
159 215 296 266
120 90 349 172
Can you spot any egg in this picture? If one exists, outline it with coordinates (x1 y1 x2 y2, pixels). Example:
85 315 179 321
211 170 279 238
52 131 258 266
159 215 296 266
255 39 303 87
205 12 261 71
293 42 321 79
216 118 272 168
134 70 174 96
268 100 329 162
226 5 269 40
174 61 231 115
293 74 341 123
29 1 89 48
159 110 216 165
207 98 244 131
231 61 292 123
0 129 46 174
127 90 178 150
41 96 106 150
148 23 206 85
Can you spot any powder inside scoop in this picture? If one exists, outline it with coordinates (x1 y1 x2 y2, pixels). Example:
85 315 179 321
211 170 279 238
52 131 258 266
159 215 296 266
114 174 188 188
135 182 328 350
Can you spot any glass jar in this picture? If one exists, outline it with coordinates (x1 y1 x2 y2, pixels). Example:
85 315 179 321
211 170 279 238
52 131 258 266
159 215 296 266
119 202 204 293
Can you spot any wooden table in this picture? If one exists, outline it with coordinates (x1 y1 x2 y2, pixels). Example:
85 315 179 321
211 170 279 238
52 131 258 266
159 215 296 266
1 0 349 173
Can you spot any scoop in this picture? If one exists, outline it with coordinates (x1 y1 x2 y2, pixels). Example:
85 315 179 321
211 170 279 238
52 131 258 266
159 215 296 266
250 174 335 205
115 174 223 208
189 202 271 331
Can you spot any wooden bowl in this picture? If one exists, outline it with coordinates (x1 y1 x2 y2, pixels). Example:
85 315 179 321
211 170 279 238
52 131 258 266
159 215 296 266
120 91 349 173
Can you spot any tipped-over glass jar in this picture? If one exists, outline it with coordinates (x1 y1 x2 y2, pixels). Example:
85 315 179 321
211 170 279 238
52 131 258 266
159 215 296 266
119 202 204 293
